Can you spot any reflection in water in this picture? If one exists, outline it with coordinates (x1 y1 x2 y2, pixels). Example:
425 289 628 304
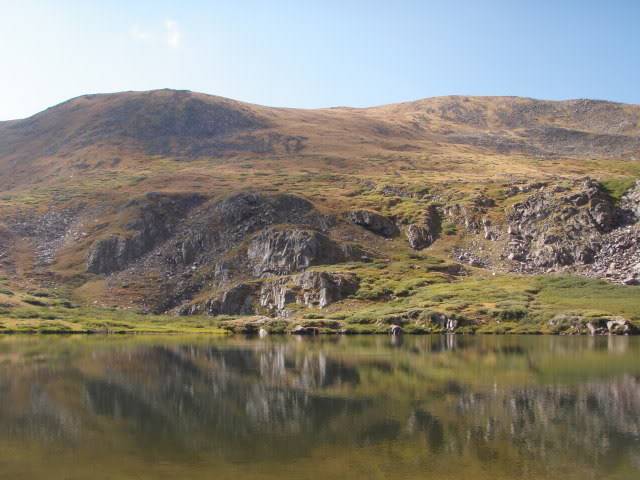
0 335 638 479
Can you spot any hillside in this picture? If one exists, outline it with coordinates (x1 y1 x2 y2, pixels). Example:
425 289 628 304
0 89 639 334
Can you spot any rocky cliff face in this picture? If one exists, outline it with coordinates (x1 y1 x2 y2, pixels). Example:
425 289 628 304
260 271 360 313
501 179 640 284
443 178 640 285
505 179 620 269
406 205 442 250
180 271 359 317
443 179 640 285
247 228 361 276
81 190 369 313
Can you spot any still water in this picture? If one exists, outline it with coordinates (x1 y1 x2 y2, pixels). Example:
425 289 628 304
0 334 638 480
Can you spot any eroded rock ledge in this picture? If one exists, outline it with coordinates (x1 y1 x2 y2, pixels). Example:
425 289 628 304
178 271 359 317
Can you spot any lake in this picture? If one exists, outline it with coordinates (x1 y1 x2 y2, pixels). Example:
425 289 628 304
0 334 638 479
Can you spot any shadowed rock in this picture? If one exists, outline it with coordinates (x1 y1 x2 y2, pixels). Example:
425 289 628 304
347 210 398 237
406 205 442 250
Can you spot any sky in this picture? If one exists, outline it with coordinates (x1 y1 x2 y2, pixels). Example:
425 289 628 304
0 0 639 120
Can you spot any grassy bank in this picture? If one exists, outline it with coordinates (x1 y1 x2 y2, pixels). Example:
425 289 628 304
2 271 639 335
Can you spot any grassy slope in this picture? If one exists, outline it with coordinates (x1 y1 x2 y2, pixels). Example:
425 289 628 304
2 160 639 334
1 91 640 333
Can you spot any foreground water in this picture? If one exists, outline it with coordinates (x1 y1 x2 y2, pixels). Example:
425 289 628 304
0 335 638 479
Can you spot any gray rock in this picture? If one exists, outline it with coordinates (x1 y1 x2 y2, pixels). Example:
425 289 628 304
183 271 359 317
294 271 360 308
390 324 403 335
607 318 637 335
247 228 358 276
621 180 640 220
406 205 442 250
291 325 319 335
504 179 625 272
87 235 130 274
205 282 260 315
260 271 359 314
347 210 399 237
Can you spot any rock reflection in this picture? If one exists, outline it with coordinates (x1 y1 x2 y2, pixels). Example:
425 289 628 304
0 335 637 476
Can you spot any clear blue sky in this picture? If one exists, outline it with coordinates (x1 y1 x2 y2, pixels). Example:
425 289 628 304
1 0 639 120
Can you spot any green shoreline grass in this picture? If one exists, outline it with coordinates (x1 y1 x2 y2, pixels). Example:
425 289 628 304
1 273 639 335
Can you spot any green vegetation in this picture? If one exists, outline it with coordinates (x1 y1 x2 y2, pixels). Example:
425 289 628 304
0 290 229 334
2 268 639 335
1 92 640 336
601 176 637 203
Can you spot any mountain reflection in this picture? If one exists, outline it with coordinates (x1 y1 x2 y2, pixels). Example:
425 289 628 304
0 335 638 477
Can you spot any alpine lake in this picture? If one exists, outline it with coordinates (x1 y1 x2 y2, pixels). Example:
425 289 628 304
0 334 638 480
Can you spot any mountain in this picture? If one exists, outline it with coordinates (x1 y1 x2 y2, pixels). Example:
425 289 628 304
0 89 639 334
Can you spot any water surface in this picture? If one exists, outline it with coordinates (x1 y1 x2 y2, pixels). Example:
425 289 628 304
0 334 638 479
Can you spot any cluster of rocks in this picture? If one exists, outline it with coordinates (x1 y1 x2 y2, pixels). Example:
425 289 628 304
346 206 444 251
503 181 548 197
453 248 488 268
9 207 80 266
549 314 639 335
443 202 485 235
379 185 428 199
503 179 640 282
586 224 640 284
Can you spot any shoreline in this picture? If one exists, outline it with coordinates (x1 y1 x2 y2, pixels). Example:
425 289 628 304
0 328 635 336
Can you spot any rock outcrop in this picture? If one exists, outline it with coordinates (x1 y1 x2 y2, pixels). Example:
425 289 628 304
347 210 398 237
549 314 639 335
588 224 640 284
247 228 360 276
180 271 359 317
172 192 330 271
406 205 441 250
204 282 260 316
87 235 138 274
434 178 640 284
621 180 640 220
505 180 622 270
87 192 204 274
260 271 360 314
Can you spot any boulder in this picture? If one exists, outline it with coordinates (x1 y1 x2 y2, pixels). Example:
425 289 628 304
291 325 320 335
607 318 638 335
390 324 403 335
